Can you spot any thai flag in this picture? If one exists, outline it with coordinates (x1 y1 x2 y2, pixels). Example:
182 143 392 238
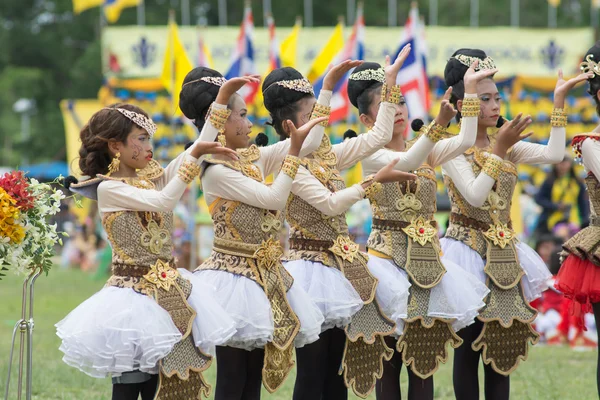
267 14 281 71
394 4 430 122
313 6 365 123
225 4 259 104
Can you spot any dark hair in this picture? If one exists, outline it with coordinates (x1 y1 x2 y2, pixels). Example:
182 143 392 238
584 42 600 116
444 48 491 122
347 62 383 116
262 67 314 138
343 129 357 140
78 103 148 177
255 132 269 147
179 67 223 131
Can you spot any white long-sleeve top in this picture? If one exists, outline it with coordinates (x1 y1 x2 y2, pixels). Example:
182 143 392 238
201 93 328 210
291 93 420 217
442 123 566 208
581 137 600 178
362 93 479 176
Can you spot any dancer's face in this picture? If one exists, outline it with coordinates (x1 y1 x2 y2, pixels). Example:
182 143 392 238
475 79 501 129
224 94 253 150
110 126 153 171
360 86 408 137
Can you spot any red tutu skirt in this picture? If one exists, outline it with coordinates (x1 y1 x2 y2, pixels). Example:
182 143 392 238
555 254 600 307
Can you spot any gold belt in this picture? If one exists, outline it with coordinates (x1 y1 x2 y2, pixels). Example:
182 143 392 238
372 218 437 231
449 212 512 232
212 237 263 258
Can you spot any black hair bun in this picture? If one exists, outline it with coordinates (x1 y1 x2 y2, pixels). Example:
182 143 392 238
262 67 309 112
61 175 79 190
496 115 506 128
179 67 223 130
411 119 425 132
444 48 488 88
255 132 269 147
343 129 357 140
347 62 383 108
184 141 194 150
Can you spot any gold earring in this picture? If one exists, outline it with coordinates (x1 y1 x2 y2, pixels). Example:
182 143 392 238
107 152 120 176
218 134 227 147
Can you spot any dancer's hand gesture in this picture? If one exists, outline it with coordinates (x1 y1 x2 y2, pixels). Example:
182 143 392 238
216 75 261 104
286 117 329 156
463 60 498 93
384 44 411 89
323 60 363 91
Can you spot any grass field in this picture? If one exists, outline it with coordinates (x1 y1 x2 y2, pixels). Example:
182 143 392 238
0 268 597 399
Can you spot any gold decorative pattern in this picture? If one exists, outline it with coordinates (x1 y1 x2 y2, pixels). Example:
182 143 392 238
144 260 179 291
380 83 388 104
177 161 201 184
405 236 446 289
329 235 360 263
453 54 497 70
345 301 396 343
482 156 503 180
208 104 231 134
341 336 394 399
137 159 165 181
478 284 537 327
461 97 481 117
364 180 382 200
550 108 567 127
388 85 402 105
280 155 300 178
270 78 314 94
140 219 170 254
263 344 295 393
581 53 600 76
402 216 437 247
424 121 445 143
305 159 333 185
310 103 331 127
349 68 385 83
484 242 525 289
483 222 515 249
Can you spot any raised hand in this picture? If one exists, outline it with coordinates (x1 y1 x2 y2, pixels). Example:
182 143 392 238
384 44 412 89
493 113 533 158
216 75 261 104
435 87 458 127
191 141 239 160
373 159 417 184
323 60 363 91
463 60 498 93
287 117 329 156
554 69 594 107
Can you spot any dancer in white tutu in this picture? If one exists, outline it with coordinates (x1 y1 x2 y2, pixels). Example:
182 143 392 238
56 102 240 399
263 48 420 399
441 48 589 400
182 67 326 399
348 60 492 400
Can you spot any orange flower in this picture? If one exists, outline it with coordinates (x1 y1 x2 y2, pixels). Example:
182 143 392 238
0 187 25 244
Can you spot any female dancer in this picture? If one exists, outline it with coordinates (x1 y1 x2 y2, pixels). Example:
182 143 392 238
56 97 244 399
440 48 589 400
348 61 491 400
556 41 600 397
264 47 430 399
182 66 329 399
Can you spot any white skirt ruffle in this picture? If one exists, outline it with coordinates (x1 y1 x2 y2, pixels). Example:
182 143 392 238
193 269 324 350
283 259 364 331
56 269 236 378
368 254 489 334
440 238 552 302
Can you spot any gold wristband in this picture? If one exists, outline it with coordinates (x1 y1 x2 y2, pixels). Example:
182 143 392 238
482 156 503 181
380 84 389 104
310 103 331 127
178 161 201 184
361 175 382 199
461 97 480 118
550 108 567 127
387 85 402 105
208 104 232 134
281 155 300 179
425 121 445 143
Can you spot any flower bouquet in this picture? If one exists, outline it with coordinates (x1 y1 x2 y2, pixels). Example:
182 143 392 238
0 171 66 280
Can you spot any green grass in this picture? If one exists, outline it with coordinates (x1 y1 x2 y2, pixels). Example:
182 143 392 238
0 268 597 399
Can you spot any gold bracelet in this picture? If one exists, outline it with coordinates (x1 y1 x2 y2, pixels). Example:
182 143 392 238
281 155 300 178
361 175 382 199
482 156 503 181
380 84 389 104
550 108 567 127
387 85 402 105
178 161 201 184
208 104 232 134
310 103 331 127
461 97 480 118
425 121 445 143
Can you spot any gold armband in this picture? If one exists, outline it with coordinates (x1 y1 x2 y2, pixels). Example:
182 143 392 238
177 161 201 184
424 121 445 143
361 175 382 199
281 155 300 179
482 156 503 181
380 84 402 105
208 104 232 134
550 108 567 127
461 97 480 118
310 103 331 127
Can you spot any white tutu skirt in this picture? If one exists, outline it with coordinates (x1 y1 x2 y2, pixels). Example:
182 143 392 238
193 269 324 350
283 260 364 331
368 254 489 335
440 238 552 302
56 268 236 378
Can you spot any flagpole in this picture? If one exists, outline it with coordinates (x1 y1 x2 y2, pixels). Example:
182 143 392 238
470 0 479 27
181 0 190 25
304 0 313 27
263 0 272 25
347 0 355 25
511 0 519 27
388 0 397 27
429 0 438 26
548 3 557 28
137 0 145 25
218 0 227 26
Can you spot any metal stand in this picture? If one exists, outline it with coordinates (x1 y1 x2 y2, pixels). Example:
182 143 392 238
4 267 42 400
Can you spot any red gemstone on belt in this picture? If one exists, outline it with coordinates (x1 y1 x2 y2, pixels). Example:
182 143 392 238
161 272 167 278
419 228 425 234
499 231 505 237
343 245 349 251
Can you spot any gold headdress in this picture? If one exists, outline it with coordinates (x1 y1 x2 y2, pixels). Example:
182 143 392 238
580 54 600 77
264 78 314 95
453 54 496 71
349 68 385 83
106 108 157 136
182 76 228 87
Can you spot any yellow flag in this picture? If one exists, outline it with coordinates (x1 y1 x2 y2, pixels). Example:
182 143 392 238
345 162 364 187
72 0 103 14
160 19 194 116
306 21 344 83
104 0 141 24
280 18 301 68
